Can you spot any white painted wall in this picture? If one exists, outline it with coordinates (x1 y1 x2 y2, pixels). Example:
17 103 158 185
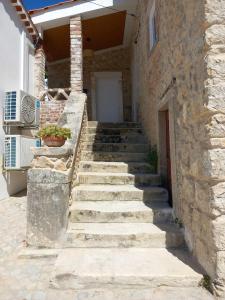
0 1 35 200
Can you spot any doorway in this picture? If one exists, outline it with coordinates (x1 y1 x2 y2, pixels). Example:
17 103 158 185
93 72 123 123
159 109 173 206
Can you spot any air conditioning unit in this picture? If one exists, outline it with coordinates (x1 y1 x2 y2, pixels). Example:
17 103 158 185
4 90 40 126
4 135 41 170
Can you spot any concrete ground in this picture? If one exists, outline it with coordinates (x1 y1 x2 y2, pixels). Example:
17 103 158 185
0 192 216 300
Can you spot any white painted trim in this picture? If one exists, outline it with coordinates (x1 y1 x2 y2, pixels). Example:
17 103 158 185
20 31 25 90
32 0 114 25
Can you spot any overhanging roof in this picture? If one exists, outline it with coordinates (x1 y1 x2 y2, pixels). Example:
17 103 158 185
11 0 40 43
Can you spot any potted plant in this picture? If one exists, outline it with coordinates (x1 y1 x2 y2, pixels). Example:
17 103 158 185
37 125 71 147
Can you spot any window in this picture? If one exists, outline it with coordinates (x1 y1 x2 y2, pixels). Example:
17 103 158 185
149 1 158 52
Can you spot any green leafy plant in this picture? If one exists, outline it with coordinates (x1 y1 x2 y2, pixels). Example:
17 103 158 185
174 217 183 228
37 125 71 140
147 145 158 174
199 275 212 292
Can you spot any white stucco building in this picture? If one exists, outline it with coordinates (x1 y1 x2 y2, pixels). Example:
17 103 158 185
0 0 39 200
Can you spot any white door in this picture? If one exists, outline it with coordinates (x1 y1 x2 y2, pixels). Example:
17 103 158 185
94 72 123 123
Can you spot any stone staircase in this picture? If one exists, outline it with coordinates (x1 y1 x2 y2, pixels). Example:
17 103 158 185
50 122 206 295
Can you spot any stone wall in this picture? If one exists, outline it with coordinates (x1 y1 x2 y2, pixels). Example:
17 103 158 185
47 59 70 88
40 100 66 127
132 0 225 296
84 47 132 121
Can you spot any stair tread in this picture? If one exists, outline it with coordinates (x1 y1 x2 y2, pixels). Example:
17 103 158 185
74 184 166 192
79 161 151 166
78 172 159 177
70 201 171 213
67 222 181 235
51 248 203 287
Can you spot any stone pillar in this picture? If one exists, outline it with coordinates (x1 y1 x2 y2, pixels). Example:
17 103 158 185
27 148 73 248
34 44 45 98
70 15 83 93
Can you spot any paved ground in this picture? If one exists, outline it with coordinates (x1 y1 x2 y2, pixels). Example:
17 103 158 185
0 192 216 300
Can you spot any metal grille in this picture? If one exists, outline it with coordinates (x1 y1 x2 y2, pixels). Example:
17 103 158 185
4 91 17 121
4 137 16 168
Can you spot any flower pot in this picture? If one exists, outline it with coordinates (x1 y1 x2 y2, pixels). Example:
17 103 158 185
43 136 66 147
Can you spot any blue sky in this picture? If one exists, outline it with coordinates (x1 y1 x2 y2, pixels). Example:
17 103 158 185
22 0 67 10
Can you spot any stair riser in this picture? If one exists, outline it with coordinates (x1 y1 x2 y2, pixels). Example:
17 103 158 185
81 152 147 162
70 209 173 224
78 174 161 186
50 276 201 290
88 122 142 128
82 143 149 153
79 162 153 173
72 190 168 202
66 232 184 248
87 128 143 135
83 134 147 144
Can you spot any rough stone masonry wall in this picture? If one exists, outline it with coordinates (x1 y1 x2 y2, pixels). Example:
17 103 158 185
47 59 70 88
84 47 132 121
133 0 225 296
40 100 66 127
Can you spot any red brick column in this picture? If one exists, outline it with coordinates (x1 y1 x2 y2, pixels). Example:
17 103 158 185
70 15 83 93
34 44 45 98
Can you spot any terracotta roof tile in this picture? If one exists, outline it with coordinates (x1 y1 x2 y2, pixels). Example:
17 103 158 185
11 0 40 43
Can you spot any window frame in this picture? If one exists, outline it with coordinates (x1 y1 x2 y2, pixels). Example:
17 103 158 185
148 1 158 53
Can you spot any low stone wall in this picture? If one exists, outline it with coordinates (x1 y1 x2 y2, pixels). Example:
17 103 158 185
27 92 87 248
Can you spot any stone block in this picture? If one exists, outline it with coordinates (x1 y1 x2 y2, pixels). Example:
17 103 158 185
27 171 70 247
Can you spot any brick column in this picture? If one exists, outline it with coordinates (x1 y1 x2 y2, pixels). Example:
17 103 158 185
70 16 83 93
34 44 45 98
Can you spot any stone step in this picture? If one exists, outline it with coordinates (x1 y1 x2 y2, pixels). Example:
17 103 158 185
50 248 203 290
70 201 173 223
87 127 143 135
45 287 214 300
88 122 142 128
82 143 149 153
72 185 168 202
66 222 184 248
83 134 147 143
78 172 161 186
79 161 153 173
81 151 147 162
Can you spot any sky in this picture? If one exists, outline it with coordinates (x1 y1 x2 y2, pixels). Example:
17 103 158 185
22 0 68 10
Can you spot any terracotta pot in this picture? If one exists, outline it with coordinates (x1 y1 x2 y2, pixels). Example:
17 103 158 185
43 136 66 147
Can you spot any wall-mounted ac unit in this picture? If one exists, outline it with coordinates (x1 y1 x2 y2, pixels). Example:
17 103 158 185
4 90 40 126
4 135 40 170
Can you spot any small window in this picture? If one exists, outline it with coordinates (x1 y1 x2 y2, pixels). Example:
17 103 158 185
149 1 158 52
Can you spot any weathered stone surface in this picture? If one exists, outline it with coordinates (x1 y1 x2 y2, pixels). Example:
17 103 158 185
72 185 168 202
27 180 70 248
78 172 161 185
50 248 203 290
28 169 71 184
32 146 72 158
66 222 184 248
70 201 173 224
